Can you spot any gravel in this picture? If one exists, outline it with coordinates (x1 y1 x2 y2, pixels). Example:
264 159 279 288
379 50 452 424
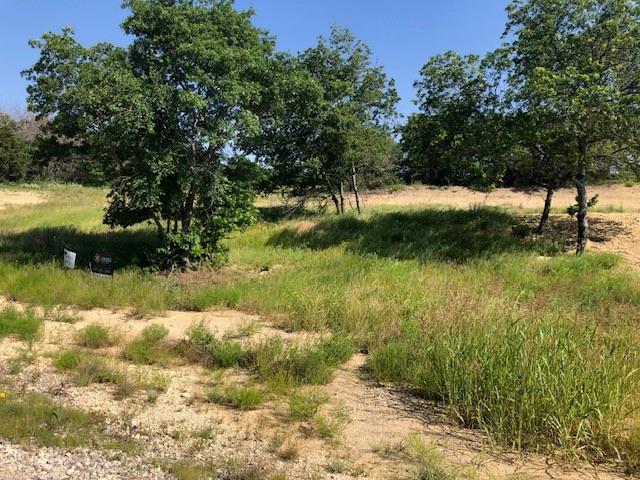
0 440 173 480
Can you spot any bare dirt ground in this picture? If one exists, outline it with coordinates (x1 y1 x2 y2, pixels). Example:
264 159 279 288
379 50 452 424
0 298 628 480
362 184 640 212
0 190 45 210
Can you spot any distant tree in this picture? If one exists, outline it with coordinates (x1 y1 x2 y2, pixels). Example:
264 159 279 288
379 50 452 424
504 0 640 253
24 0 276 268
400 51 511 190
250 26 398 214
503 111 577 233
0 114 30 182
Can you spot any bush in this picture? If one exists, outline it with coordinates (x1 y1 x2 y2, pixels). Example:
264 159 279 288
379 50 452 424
76 324 113 349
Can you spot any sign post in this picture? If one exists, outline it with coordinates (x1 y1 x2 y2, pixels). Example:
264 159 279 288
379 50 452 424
63 249 77 269
90 253 114 278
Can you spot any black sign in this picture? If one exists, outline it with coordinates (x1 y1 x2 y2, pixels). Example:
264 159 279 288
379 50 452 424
90 253 114 278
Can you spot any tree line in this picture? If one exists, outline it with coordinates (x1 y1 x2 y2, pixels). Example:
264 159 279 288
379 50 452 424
1 0 638 267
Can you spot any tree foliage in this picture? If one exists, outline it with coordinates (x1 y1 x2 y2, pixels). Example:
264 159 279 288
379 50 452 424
400 51 511 190
504 0 640 252
250 26 399 213
24 0 276 267
0 115 30 182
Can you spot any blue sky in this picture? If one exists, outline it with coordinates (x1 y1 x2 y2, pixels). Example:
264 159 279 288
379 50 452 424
1 0 510 117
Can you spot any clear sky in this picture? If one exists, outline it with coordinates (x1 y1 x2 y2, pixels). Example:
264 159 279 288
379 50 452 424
1 0 510 117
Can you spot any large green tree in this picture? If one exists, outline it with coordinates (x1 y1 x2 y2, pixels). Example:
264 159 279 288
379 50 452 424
0 114 30 182
250 26 398 214
24 0 275 267
400 51 511 190
505 0 640 253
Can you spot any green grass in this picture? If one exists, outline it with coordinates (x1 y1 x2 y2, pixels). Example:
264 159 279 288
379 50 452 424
207 384 265 410
123 324 171 365
3 185 640 467
0 389 137 451
287 387 329 421
76 323 114 348
0 307 42 342
181 323 353 388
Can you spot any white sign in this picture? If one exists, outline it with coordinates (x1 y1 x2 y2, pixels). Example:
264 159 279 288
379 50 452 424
63 249 77 269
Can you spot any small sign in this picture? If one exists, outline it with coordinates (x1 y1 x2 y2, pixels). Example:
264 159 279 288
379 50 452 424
63 249 77 269
90 253 114 278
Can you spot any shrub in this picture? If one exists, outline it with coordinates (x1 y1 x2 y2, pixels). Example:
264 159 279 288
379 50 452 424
76 324 113 349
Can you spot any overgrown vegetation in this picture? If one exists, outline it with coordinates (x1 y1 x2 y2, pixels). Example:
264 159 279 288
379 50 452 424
0 389 137 451
3 184 640 468
181 323 353 389
0 307 42 342
123 324 171 365
76 323 114 349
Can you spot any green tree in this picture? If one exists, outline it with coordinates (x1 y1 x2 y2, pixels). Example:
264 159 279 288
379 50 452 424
505 0 640 253
24 0 275 268
0 115 30 182
400 51 511 190
251 26 398 214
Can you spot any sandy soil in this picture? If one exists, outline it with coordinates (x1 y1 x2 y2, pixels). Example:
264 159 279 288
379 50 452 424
0 190 45 210
361 184 640 211
0 298 628 480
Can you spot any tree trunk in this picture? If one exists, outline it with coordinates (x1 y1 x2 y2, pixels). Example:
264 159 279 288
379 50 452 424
575 167 589 254
351 163 361 214
339 182 345 214
322 172 341 215
182 183 196 233
537 186 554 234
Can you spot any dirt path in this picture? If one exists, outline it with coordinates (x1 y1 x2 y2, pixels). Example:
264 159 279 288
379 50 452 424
0 299 629 479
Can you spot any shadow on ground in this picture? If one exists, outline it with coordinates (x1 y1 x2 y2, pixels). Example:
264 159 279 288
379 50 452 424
522 215 629 249
268 207 561 263
0 226 160 269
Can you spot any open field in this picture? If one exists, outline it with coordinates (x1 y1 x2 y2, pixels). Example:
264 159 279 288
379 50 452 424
1 184 640 479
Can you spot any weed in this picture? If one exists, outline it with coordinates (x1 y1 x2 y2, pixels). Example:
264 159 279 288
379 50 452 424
43 307 78 324
123 324 171 365
207 384 264 410
53 349 84 371
312 406 350 442
76 324 114 349
326 458 346 474
0 390 136 451
410 435 457 480
6 347 37 374
287 388 329 421
0 307 42 342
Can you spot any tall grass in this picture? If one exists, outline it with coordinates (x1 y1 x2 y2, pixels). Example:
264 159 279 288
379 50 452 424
3 185 640 465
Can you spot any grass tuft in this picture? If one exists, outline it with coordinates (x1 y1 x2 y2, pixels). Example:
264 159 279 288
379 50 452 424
0 307 42 342
76 323 114 349
123 324 170 365
207 384 264 410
